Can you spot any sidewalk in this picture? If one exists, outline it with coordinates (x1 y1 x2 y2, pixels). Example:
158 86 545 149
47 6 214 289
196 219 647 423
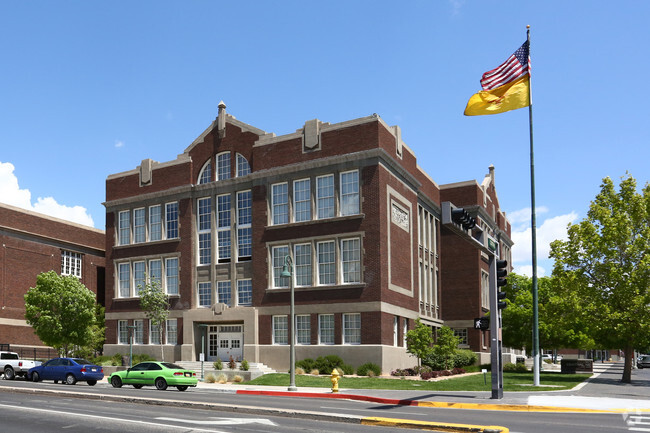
194 362 650 413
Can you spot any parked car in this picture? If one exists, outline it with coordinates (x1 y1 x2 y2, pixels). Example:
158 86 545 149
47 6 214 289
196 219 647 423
29 358 104 385
108 361 197 391
637 355 650 369
1 351 41 380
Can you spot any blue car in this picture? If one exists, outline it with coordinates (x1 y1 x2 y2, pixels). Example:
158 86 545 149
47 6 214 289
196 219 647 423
29 357 104 386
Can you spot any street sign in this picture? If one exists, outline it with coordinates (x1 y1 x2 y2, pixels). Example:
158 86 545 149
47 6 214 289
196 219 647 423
474 317 489 330
488 237 498 252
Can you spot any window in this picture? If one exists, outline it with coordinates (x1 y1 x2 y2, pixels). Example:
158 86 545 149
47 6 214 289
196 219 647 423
271 183 289 225
118 320 129 344
149 205 162 241
150 322 161 345
293 179 311 222
237 191 252 260
393 316 398 346
236 153 250 177
319 314 335 345
118 263 130 298
134 320 144 344
198 160 212 184
343 313 361 344
217 194 231 262
453 328 468 346
198 198 211 265
296 315 311 345
272 316 288 345
217 152 231 180
165 202 179 239
237 279 252 306
149 259 162 286
272 246 289 288
133 208 145 243
133 261 145 296
118 210 130 245
166 258 179 295
340 170 360 216
61 250 82 278
341 238 361 283
166 319 178 345
403 318 408 347
198 282 212 307
294 243 312 286
317 241 335 285
217 281 231 306
316 175 335 219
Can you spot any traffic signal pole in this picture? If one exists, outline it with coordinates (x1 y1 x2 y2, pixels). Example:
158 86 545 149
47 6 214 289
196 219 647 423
489 256 504 399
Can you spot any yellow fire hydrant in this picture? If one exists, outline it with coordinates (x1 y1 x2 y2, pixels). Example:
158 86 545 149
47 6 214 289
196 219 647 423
331 369 340 393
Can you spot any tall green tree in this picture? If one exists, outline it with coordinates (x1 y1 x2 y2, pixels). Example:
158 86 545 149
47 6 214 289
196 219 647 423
405 318 434 366
139 277 170 361
549 174 650 383
431 326 460 371
24 271 97 356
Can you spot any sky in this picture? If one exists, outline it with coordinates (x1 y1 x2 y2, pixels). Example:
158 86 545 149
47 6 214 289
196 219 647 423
1 1 648 277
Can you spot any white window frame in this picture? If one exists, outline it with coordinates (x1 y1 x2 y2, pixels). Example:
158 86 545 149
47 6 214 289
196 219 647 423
217 281 231 306
198 160 212 184
61 250 82 278
148 259 162 288
294 243 312 287
454 328 469 346
118 210 130 245
317 240 336 285
293 178 311 222
393 316 398 347
166 319 178 345
118 320 129 344
272 315 288 345
318 314 335 345
341 238 361 283
237 190 252 260
198 197 212 266
149 205 162 241
118 263 131 298
133 319 144 344
150 321 161 345
217 152 231 180
271 182 289 225
316 174 335 219
340 170 360 216
165 257 179 295
133 208 146 244
237 279 252 306
198 282 212 308
296 315 311 345
272 246 290 288
165 202 179 239
217 194 231 262
133 261 145 296
343 313 361 345
236 153 250 177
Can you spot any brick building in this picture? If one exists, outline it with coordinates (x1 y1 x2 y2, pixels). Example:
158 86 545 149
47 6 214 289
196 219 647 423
0 203 106 351
102 102 513 372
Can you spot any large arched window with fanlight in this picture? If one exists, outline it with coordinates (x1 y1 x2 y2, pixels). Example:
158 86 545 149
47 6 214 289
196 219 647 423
216 152 231 181
236 153 250 177
198 160 212 184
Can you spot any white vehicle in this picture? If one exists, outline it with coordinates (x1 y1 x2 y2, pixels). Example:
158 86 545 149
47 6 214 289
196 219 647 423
1 351 42 380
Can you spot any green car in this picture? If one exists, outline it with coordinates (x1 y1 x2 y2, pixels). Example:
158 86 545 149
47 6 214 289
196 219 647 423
109 361 197 391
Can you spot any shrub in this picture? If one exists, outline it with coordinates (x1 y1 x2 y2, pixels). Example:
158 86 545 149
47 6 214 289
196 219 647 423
296 358 316 371
421 371 435 380
367 370 375 377
296 367 305 375
240 359 249 371
356 362 381 377
205 373 216 383
315 355 345 374
391 368 417 377
414 365 432 375
111 353 123 366
453 350 478 368
503 362 528 372
232 375 244 383
217 373 227 384
310 369 320 375
213 360 223 370
133 354 156 364
228 356 236 370
451 367 466 375
341 363 355 375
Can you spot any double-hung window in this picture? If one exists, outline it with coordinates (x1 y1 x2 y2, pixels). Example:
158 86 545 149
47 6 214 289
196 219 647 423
118 263 130 298
317 241 336 285
166 258 179 295
217 281 232 306
341 238 361 283
340 170 360 216
319 314 335 345
271 183 289 225
133 208 146 243
237 279 252 306
118 210 130 245
198 282 212 307
133 320 144 344
236 154 250 177
237 191 252 260
149 259 162 287
149 205 162 241
272 246 290 288
343 313 361 344
296 315 311 345
166 319 178 345
272 316 288 345
118 320 129 344
217 194 231 262
293 179 311 222
316 175 335 219
165 202 179 239
150 322 161 345
294 243 312 287
61 250 82 278
198 198 212 265
133 261 145 296
217 152 231 180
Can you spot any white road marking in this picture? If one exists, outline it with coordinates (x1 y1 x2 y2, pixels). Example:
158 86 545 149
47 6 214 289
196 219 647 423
156 417 277 426
2 403 228 432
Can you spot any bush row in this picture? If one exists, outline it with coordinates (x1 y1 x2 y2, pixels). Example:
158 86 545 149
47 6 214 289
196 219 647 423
295 356 381 376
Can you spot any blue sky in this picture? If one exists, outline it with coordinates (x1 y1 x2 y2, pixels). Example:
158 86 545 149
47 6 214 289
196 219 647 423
1 1 648 277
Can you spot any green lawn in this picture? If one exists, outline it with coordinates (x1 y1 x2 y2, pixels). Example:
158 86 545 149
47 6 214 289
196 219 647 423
243 372 590 392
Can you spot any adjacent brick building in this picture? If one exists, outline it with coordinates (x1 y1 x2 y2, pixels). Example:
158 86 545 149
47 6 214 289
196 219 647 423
0 203 106 351
102 102 513 372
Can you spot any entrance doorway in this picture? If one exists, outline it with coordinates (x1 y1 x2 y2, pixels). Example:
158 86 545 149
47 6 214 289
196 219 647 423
207 325 243 362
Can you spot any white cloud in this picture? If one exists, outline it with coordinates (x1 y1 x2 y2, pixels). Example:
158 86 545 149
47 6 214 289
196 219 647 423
449 0 465 15
507 206 548 225
0 161 95 227
115 140 124 148
513 264 547 278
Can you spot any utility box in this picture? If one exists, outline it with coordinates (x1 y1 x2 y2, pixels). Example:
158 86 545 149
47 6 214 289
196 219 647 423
561 358 593 374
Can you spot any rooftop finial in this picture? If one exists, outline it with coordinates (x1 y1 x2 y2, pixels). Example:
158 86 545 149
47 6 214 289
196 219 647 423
217 101 227 138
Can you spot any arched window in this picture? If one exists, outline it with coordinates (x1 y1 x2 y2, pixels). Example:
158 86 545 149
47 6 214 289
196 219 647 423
236 153 251 177
217 152 231 181
198 160 212 184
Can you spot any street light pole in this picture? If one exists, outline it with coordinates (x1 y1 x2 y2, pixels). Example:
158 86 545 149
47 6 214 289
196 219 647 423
281 255 297 392
126 325 136 368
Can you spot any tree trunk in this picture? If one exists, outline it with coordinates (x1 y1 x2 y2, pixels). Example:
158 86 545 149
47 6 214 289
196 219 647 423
622 345 633 383
159 327 165 362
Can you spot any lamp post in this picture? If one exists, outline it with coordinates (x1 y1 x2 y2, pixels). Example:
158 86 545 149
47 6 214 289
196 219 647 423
281 255 297 392
126 325 137 368
198 324 208 381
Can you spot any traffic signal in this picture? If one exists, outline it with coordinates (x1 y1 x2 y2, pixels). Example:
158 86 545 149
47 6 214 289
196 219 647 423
451 207 476 230
496 259 508 309
474 317 489 330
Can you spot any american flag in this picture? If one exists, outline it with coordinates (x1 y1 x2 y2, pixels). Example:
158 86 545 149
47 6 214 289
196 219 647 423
480 41 530 90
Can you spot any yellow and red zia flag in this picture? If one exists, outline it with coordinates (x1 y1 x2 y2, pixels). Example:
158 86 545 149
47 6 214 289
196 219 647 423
464 41 530 116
